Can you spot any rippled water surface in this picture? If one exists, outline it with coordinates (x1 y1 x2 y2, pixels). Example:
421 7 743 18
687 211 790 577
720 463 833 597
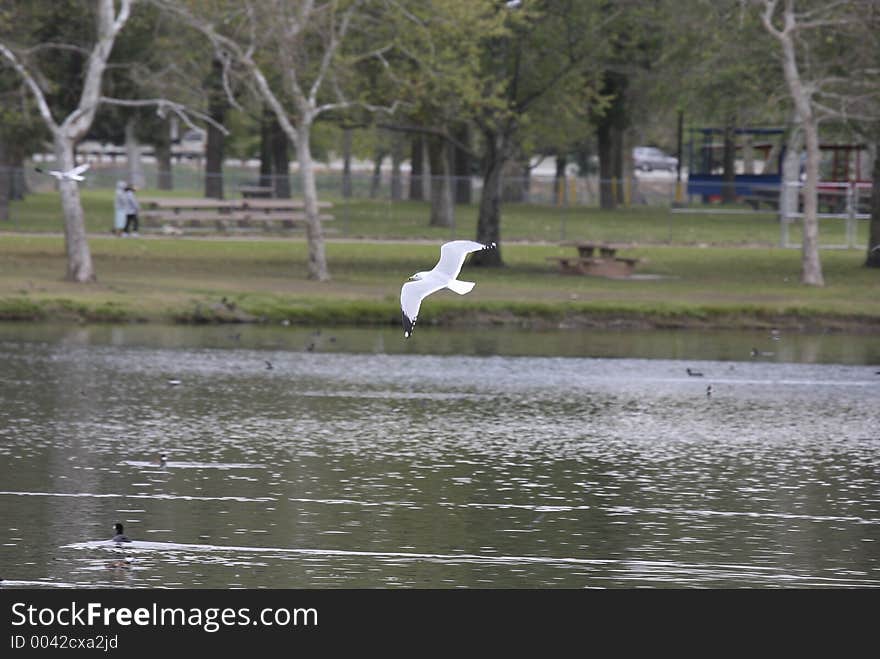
1 323 878 588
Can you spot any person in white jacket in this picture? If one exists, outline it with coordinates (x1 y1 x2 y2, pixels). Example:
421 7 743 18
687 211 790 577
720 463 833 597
122 184 140 237
113 181 127 236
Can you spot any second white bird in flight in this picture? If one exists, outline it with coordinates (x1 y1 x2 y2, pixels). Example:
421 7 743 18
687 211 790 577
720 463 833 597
400 240 496 338
35 162 90 182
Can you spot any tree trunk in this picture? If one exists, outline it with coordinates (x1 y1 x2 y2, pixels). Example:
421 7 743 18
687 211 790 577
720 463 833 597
594 71 628 210
124 117 145 189
272 118 291 198
780 123 801 224
0 141 9 221
722 120 737 204
155 118 173 190
555 155 567 206
800 117 824 285
296 121 329 281
597 121 615 209
390 129 404 201
611 126 625 205
55 138 95 282
204 58 225 200
472 129 503 266
452 123 472 204
369 148 386 199
409 136 424 201
341 127 353 198
259 106 273 189
866 139 880 268
10 152 26 200
427 134 453 227
743 133 755 175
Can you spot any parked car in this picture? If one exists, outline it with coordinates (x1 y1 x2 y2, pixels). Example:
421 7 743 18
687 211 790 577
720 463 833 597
633 146 678 172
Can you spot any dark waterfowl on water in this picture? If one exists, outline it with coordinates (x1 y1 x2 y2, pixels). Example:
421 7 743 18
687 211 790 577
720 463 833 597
112 523 131 543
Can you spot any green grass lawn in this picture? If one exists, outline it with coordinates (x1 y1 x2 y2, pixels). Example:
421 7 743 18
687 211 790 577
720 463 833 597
1 234 877 330
4 189 871 248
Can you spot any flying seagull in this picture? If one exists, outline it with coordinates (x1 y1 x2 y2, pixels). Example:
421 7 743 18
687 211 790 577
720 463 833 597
400 240 496 338
35 162 90 182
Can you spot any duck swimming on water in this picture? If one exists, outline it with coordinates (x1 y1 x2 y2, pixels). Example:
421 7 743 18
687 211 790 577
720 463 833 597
112 523 131 543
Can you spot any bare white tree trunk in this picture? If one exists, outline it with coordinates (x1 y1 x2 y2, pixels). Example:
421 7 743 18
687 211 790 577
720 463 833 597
296 121 329 281
54 138 94 282
780 121 802 224
799 117 824 284
760 0 824 286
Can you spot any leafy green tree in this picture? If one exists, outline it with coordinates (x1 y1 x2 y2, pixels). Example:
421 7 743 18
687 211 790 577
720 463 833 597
469 0 614 266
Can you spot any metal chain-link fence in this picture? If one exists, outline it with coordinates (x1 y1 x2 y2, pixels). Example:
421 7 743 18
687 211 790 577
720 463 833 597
2 160 873 249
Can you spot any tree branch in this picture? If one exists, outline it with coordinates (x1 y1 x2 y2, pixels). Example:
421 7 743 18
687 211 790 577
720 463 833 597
64 0 133 139
759 0 785 40
0 42 59 133
23 42 91 57
308 0 360 106
376 122 478 159
98 96 231 135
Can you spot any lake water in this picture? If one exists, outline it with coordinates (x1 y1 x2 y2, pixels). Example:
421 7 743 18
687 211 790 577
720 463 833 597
0 323 878 588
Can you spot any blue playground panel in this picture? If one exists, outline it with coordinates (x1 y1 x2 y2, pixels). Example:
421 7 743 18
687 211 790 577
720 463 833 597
687 173 781 198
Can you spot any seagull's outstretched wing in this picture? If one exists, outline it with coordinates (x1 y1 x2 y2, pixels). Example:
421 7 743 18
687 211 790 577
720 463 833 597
400 276 446 338
35 167 62 179
432 240 494 279
69 163 90 176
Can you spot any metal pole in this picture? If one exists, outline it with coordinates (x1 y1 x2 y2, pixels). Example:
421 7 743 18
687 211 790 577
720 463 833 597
846 181 855 248
780 181 788 248
674 110 684 206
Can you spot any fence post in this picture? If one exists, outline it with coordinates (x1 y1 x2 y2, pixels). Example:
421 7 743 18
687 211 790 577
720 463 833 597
846 181 855 249
674 180 684 206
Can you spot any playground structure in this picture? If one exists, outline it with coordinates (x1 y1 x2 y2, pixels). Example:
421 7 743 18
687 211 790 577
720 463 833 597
685 127 785 204
685 126 872 213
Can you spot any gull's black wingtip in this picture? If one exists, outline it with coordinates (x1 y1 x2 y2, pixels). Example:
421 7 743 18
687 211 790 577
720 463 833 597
402 312 416 338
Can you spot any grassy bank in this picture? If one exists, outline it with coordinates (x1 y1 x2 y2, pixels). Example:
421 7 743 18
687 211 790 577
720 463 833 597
1 235 877 332
5 188 872 247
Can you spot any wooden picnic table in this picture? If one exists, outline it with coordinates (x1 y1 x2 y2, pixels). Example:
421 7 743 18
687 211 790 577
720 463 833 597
139 197 240 212
240 198 332 211
138 197 334 234
549 241 644 278
139 197 333 212
560 241 632 258
239 185 274 198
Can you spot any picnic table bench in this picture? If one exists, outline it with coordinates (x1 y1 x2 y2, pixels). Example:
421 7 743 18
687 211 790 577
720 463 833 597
548 241 645 278
239 185 274 198
138 197 334 234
